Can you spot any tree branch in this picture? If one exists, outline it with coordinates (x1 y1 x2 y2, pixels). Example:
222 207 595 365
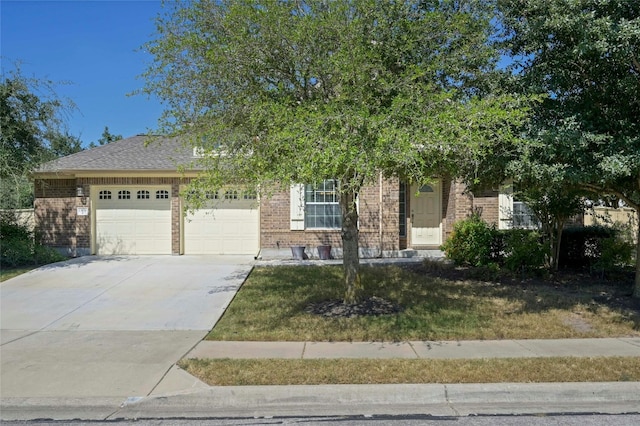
632 57 640 76
578 182 639 211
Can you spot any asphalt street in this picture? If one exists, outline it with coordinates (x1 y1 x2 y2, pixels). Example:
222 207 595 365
3 414 640 425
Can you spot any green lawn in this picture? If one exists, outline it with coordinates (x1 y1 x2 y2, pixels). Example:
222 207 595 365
0 265 40 282
207 263 640 341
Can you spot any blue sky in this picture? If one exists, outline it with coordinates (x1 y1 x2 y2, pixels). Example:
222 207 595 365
1 0 165 147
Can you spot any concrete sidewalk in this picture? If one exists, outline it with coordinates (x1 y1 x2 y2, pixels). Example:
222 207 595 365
186 337 640 360
3 338 640 421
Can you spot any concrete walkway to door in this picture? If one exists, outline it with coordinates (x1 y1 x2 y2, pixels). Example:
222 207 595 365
0 255 253 401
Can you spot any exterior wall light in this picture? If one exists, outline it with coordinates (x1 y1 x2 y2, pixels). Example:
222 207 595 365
76 186 87 205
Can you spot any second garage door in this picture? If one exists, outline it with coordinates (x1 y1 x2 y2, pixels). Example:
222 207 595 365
94 186 171 255
184 190 259 255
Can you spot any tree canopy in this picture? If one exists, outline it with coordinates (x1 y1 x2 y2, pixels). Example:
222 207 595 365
143 0 531 302
0 66 81 208
499 0 640 295
89 126 122 148
0 65 126 209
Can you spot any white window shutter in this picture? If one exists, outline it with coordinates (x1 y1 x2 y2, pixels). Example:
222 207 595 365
498 180 513 230
290 184 305 230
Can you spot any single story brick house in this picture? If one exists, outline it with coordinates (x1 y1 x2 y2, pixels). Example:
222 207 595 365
33 135 517 258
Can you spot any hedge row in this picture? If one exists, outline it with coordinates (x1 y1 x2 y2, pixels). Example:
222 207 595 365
441 214 634 274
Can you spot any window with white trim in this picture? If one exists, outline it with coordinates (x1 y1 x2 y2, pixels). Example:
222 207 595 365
304 180 341 229
513 200 538 229
156 190 169 199
498 181 539 229
137 190 150 200
118 190 131 200
99 190 112 200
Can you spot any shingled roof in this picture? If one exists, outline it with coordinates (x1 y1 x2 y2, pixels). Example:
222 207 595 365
36 135 196 174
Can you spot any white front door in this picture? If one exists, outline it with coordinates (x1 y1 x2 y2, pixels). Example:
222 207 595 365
411 181 442 246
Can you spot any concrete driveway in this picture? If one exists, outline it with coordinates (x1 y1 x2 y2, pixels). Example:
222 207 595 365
0 255 253 399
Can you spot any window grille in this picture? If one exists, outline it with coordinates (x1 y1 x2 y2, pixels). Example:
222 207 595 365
305 180 341 229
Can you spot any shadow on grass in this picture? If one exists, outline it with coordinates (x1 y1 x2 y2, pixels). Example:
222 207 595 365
208 262 640 342
408 261 640 332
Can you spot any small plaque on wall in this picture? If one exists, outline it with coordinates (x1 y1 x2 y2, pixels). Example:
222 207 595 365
77 207 89 216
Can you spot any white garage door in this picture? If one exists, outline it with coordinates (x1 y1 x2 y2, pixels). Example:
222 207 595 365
184 190 259 255
94 186 171 255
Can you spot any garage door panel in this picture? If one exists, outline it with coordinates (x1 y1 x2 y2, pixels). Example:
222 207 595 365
95 187 171 255
184 202 259 255
135 221 160 236
95 233 135 255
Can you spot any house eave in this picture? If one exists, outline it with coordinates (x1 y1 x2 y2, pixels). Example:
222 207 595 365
33 169 202 180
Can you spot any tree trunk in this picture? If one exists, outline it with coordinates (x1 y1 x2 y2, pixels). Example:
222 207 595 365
552 219 564 271
541 222 553 269
340 189 361 304
634 220 640 298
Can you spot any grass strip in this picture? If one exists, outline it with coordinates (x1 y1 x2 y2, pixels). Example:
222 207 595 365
207 265 640 341
180 356 640 386
0 266 39 282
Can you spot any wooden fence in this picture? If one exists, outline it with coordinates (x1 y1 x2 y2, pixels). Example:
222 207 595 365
584 207 638 243
0 209 35 232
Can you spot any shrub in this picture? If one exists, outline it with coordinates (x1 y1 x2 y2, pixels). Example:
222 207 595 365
1 237 34 267
501 229 546 275
592 224 635 275
33 244 65 265
559 226 616 269
441 214 497 267
0 211 64 268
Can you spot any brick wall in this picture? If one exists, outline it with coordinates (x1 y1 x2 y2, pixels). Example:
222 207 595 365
78 177 179 185
472 187 500 226
442 178 455 240
359 176 400 253
260 178 400 254
442 180 502 240
35 175 499 256
34 179 81 254
442 179 474 240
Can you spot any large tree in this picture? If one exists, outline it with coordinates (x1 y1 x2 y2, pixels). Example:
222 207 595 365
0 66 81 209
143 0 530 303
499 0 640 296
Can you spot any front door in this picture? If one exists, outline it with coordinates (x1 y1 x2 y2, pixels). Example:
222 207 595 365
410 181 442 246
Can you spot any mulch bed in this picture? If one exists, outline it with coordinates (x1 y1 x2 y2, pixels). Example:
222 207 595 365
305 296 402 318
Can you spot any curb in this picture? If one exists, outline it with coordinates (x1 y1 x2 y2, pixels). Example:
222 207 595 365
3 382 639 421
121 382 640 418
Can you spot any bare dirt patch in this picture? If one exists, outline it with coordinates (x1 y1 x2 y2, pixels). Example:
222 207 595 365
562 312 594 333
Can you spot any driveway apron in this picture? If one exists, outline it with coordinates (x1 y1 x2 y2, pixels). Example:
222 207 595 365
0 255 253 398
